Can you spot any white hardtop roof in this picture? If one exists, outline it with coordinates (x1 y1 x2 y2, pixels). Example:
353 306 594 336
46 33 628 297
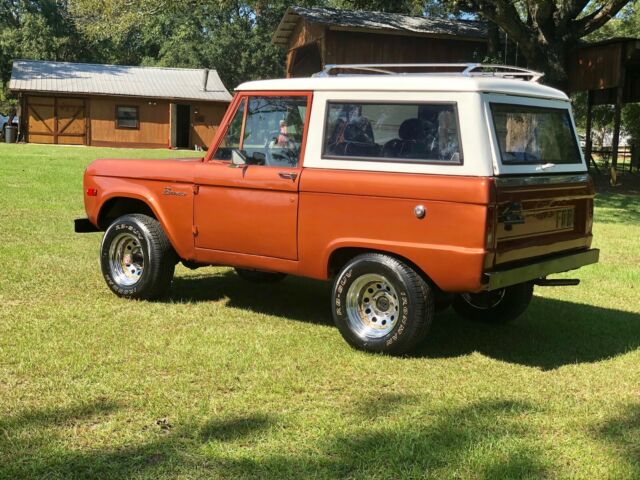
236 75 568 101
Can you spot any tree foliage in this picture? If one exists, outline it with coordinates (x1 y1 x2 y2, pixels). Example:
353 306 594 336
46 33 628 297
0 0 92 109
1 0 637 120
450 0 633 89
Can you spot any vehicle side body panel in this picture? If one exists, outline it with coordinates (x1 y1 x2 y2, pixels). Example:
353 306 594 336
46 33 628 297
297 169 491 291
84 159 198 261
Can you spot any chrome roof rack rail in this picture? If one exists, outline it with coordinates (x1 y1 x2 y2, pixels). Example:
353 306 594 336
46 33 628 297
314 63 544 82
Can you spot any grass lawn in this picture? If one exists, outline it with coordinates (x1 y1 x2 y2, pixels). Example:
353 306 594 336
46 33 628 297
1 143 639 479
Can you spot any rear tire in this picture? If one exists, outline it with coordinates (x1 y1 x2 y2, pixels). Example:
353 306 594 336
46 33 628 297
235 268 287 283
452 282 534 324
100 214 175 300
331 253 434 355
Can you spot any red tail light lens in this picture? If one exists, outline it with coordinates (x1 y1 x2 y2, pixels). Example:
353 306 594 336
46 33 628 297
86 188 98 197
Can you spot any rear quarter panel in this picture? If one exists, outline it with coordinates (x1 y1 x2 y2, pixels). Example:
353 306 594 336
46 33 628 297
298 169 492 292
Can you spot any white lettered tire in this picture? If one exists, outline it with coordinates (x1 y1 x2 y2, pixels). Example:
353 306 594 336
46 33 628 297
332 253 434 354
100 214 175 300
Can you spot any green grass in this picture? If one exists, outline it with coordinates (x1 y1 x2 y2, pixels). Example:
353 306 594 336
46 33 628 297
1 143 639 479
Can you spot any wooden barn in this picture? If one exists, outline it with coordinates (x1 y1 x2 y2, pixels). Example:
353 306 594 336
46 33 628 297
272 6 489 78
9 60 232 149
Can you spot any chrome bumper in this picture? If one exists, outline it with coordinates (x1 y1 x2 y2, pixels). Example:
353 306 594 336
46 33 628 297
482 249 599 291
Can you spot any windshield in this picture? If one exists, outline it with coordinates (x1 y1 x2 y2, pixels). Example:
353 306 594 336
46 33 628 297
490 103 582 165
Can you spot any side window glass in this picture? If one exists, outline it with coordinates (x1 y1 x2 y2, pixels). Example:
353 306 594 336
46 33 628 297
242 96 308 167
323 102 462 163
213 99 246 160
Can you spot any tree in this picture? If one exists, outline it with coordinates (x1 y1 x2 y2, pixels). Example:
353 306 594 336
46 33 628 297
449 0 633 90
0 0 92 112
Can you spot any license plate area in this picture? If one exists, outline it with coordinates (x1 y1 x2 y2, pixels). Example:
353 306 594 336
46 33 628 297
499 205 575 240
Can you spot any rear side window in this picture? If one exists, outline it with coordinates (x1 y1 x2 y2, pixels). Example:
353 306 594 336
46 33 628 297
490 103 582 165
323 102 462 163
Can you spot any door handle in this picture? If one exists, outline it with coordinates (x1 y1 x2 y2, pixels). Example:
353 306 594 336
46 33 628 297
278 172 298 180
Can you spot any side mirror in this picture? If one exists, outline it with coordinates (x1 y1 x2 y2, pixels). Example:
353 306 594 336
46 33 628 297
230 149 247 167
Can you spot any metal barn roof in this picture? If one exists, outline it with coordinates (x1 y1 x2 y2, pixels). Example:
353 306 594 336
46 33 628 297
273 6 488 46
9 60 232 102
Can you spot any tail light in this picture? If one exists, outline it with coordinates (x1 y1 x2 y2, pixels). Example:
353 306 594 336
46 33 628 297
586 199 594 233
485 206 496 249
86 187 98 197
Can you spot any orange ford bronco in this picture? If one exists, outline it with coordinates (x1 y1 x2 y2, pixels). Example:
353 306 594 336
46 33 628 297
75 64 599 354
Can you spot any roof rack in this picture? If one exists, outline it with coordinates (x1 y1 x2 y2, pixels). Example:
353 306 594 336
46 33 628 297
313 63 544 82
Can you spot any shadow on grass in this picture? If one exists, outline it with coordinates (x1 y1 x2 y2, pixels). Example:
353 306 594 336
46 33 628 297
417 296 640 370
594 191 640 224
0 402 276 479
169 271 640 370
169 270 333 326
595 403 640 478
0 398 550 479
196 399 550 479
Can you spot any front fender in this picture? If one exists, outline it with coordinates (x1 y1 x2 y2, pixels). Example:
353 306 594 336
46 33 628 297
89 176 195 261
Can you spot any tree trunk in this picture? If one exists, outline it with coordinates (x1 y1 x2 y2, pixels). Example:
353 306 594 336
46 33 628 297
521 41 569 92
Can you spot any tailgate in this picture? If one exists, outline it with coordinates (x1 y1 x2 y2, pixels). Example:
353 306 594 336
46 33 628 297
490 174 594 266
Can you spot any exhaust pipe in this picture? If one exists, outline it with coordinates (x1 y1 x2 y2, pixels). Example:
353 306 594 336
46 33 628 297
534 278 580 287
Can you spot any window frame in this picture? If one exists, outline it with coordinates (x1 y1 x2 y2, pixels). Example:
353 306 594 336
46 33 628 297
320 100 464 165
205 91 313 167
489 102 583 166
115 105 140 130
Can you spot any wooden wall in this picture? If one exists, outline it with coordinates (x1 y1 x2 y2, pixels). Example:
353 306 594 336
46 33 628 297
90 97 170 148
190 101 228 149
284 18 488 77
567 39 640 104
324 30 486 65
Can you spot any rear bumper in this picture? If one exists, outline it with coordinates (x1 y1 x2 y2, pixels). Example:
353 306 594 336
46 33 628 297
74 218 100 233
482 249 599 291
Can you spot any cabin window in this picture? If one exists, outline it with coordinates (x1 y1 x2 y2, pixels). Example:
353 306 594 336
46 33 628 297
322 102 462 164
115 106 139 129
490 103 582 165
213 98 246 160
213 95 308 166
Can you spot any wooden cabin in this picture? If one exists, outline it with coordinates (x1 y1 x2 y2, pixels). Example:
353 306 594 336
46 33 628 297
272 6 489 78
9 60 232 149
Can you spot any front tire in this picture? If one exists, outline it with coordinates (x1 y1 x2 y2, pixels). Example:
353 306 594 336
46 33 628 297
452 282 534 324
332 253 434 355
100 214 176 300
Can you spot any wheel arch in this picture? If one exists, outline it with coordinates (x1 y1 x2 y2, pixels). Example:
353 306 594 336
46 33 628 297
97 196 157 230
327 246 451 310
327 246 433 286
96 194 184 259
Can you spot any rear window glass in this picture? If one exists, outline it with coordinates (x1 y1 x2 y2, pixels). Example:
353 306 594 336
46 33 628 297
490 103 582 165
323 102 462 163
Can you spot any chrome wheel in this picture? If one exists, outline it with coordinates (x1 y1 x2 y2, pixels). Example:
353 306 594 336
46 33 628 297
460 289 506 310
108 232 144 287
345 273 400 339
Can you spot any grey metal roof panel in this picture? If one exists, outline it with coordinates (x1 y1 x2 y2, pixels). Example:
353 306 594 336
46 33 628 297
272 6 488 46
9 60 233 102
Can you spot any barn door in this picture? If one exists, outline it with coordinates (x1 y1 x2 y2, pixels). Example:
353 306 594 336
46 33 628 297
27 97 55 144
57 98 86 145
26 96 87 145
